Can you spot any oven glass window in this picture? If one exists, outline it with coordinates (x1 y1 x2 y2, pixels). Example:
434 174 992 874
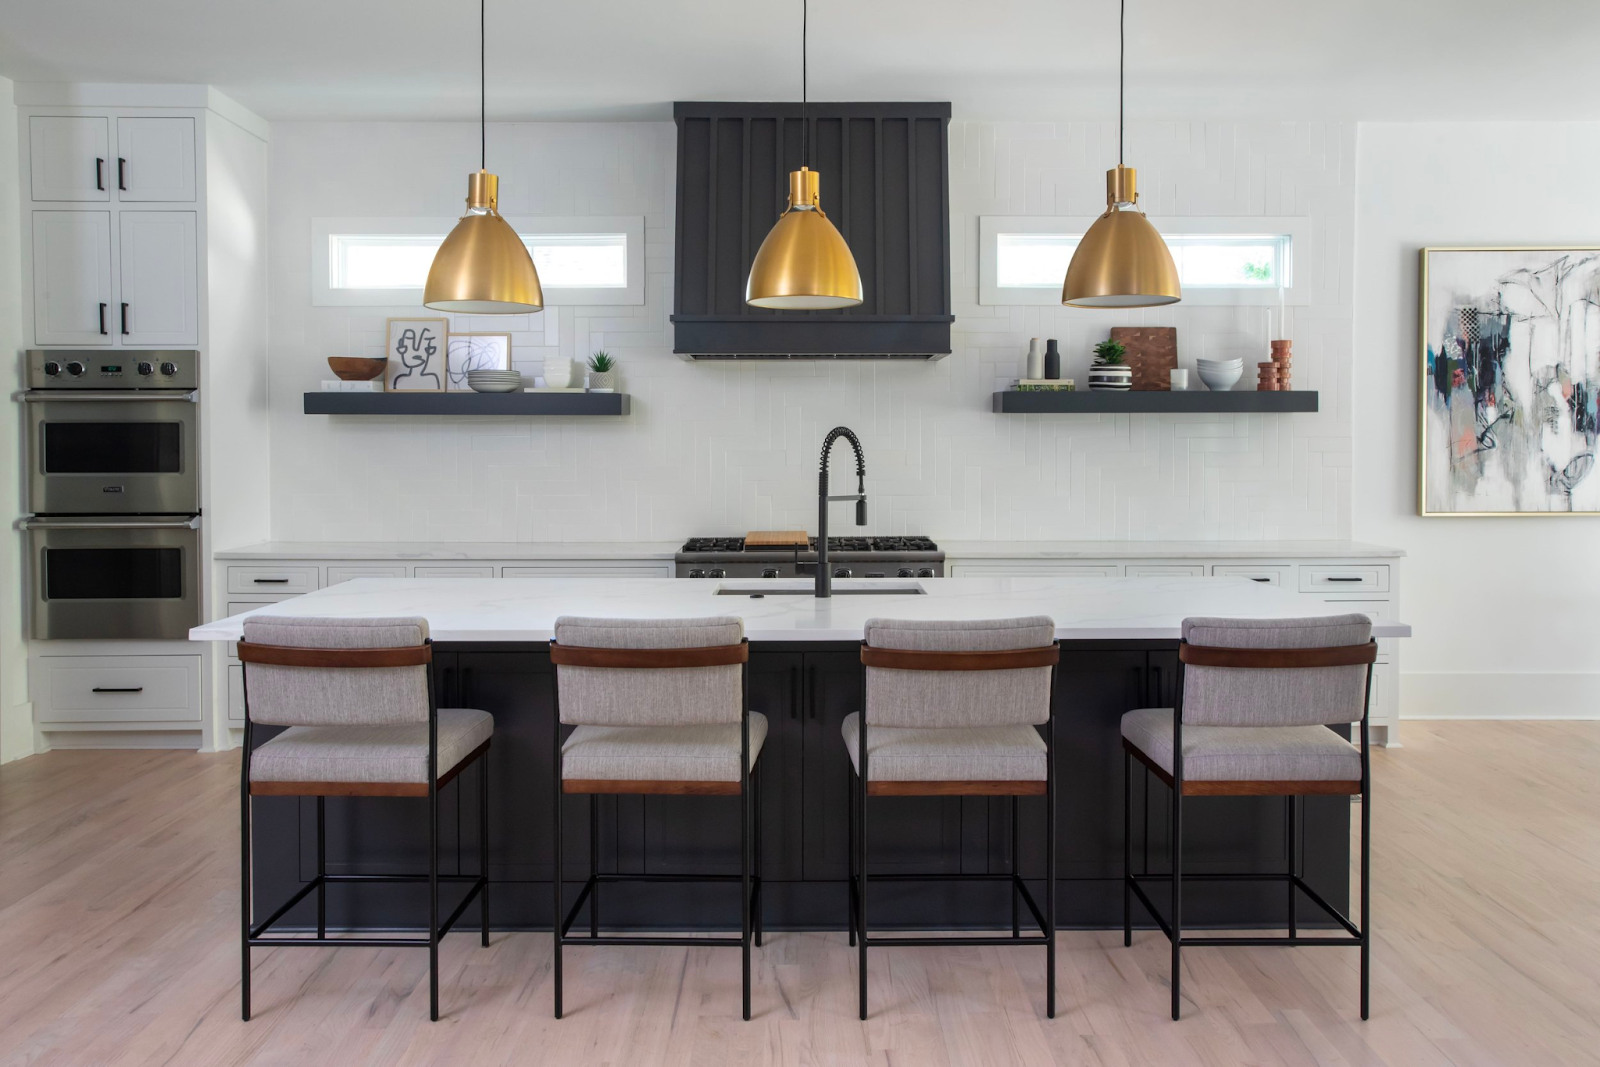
44 548 184 600
43 422 182 474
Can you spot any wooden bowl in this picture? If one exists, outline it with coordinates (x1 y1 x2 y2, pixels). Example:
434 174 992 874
327 356 388 381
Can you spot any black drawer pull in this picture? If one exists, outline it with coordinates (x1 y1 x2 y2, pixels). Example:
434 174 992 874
95 157 105 191
98 302 108 335
120 302 129 335
118 157 128 191
1251 577 1271 583
92 686 143 694
1325 576 1364 583
252 578 290 584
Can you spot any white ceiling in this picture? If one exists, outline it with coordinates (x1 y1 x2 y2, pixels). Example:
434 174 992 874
1 0 1597 123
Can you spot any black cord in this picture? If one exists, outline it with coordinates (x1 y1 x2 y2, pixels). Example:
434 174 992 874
1118 0 1125 166
480 0 487 170
801 0 809 169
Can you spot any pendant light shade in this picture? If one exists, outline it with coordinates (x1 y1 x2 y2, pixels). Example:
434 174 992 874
745 0 863 310
424 170 543 314
1062 0 1180 310
1062 165 1180 308
422 0 542 316
746 168 863 310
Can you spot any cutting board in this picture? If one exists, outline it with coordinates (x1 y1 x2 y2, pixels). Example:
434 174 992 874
1109 327 1178 391
745 530 810 546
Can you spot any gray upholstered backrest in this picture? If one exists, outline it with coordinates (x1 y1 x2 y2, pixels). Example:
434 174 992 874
552 616 744 726
1180 614 1374 727
241 615 431 727
863 616 1055 728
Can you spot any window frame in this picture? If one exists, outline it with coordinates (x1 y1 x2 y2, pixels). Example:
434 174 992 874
978 215 1312 307
312 215 646 307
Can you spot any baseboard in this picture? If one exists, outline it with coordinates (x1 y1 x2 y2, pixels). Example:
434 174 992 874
40 729 203 750
1401 672 1600 720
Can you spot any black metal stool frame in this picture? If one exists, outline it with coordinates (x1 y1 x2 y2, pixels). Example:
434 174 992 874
848 642 1060 1020
549 637 762 1021
239 638 491 1023
1123 638 1375 1020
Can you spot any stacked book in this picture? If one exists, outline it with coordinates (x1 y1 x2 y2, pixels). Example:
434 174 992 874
1013 378 1076 392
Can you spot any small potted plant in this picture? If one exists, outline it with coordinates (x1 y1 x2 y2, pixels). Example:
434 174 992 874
1088 339 1133 391
586 351 619 392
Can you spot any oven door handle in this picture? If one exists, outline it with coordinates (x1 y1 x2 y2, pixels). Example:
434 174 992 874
18 517 201 531
16 390 198 403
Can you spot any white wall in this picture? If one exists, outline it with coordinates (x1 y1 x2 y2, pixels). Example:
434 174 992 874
1354 122 1600 718
263 119 1354 544
0 76 30 762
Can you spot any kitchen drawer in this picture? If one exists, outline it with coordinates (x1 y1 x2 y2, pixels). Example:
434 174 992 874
39 655 201 723
1124 564 1204 578
226 565 319 595
947 561 1118 578
502 561 670 578
412 565 496 579
1299 565 1389 593
1212 564 1291 586
228 663 245 723
327 564 408 584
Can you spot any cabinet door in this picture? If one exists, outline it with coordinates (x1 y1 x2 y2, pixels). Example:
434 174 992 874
118 211 198 345
32 210 113 345
115 117 196 201
29 116 110 201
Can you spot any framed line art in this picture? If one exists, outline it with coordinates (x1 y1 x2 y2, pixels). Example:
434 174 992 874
1420 246 1600 516
385 317 448 392
445 333 512 391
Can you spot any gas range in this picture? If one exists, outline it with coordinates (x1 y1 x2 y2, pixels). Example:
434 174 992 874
674 536 944 580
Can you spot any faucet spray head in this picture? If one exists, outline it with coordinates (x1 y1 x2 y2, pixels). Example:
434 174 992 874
856 496 868 525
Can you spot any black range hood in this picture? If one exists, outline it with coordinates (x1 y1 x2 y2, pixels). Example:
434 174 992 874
672 102 953 361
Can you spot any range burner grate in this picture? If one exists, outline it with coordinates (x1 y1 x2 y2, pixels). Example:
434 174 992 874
682 537 747 552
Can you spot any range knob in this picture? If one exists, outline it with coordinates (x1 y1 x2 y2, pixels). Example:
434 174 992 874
709 569 727 579
42 360 61 376
158 361 178 376
65 361 86 377
833 567 852 579
688 569 707 579
136 361 154 376
760 568 781 579
917 568 935 578
897 567 914 578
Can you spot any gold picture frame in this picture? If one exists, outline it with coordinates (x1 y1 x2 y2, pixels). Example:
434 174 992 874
445 332 513 391
384 317 449 392
1419 245 1600 517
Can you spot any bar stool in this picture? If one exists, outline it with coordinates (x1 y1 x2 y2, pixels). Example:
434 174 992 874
237 615 493 1022
1121 614 1376 1020
846 616 1060 1019
549 616 764 1021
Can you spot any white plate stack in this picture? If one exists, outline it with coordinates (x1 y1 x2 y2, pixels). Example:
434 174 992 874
466 370 523 393
1195 358 1243 392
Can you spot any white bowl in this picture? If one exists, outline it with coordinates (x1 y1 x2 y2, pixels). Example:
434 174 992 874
1195 358 1244 369
1196 364 1243 391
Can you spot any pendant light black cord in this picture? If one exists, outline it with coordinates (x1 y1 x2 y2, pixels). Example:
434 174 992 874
1118 0 1125 166
480 0 487 170
801 0 809 168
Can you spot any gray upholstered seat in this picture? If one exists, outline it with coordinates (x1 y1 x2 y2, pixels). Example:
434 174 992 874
563 715 769 782
252 709 494 784
841 713 1046 781
1120 708 1358 782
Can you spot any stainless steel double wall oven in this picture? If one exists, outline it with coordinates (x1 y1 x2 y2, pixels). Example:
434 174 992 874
18 350 202 640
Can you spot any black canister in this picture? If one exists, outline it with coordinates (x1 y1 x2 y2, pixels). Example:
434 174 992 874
1044 338 1062 379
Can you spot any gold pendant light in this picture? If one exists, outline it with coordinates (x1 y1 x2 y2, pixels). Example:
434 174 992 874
424 0 543 315
1062 0 1180 309
746 0 863 310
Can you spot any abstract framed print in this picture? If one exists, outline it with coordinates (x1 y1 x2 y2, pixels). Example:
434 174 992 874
385 317 448 392
445 333 512 391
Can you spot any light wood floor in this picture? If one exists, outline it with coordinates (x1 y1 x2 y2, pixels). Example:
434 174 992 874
1 722 1597 1066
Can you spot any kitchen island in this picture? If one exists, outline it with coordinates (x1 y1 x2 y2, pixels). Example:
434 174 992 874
194 576 1409 933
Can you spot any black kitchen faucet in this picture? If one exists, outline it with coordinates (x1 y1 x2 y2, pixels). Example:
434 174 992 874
816 427 867 598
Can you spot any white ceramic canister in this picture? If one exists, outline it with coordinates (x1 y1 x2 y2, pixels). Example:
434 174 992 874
1026 338 1044 380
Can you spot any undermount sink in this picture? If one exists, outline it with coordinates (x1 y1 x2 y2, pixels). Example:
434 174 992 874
715 583 926 597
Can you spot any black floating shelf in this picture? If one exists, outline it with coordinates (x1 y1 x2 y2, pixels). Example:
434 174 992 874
993 390 1318 414
304 392 631 416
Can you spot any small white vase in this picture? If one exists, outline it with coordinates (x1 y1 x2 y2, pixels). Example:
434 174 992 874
543 358 572 389
1025 338 1044 380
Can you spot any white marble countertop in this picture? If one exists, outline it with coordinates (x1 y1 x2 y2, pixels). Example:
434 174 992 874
212 538 1403 561
190 575 1412 643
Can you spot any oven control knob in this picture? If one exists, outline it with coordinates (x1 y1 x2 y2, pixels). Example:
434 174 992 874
159 361 178 376
688 569 706 579
897 568 914 578
136 361 154 376
65 361 85 377
917 568 935 578
833 567 852 579
42 360 60 376
710 569 727 578
761 568 780 579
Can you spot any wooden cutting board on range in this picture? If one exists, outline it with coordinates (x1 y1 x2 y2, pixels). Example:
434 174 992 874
1109 326 1178 391
745 530 810 546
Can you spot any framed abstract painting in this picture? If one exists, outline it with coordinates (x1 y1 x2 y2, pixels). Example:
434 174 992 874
1420 246 1600 516
384 317 448 392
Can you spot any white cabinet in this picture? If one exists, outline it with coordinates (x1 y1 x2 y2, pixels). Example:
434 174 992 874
29 116 111 201
38 655 201 724
414 565 497 579
32 211 114 345
117 211 198 345
948 561 1119 578
116 118 196 201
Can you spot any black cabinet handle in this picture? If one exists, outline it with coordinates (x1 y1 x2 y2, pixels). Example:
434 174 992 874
1325 576 1364 583
98 302 107 335
252 578 289 584
118 157 128 191
789 665 799 719
120 302 129 335
807 664 818 720
92 686 143 694
95 157 105 191
1251 577 1271 583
